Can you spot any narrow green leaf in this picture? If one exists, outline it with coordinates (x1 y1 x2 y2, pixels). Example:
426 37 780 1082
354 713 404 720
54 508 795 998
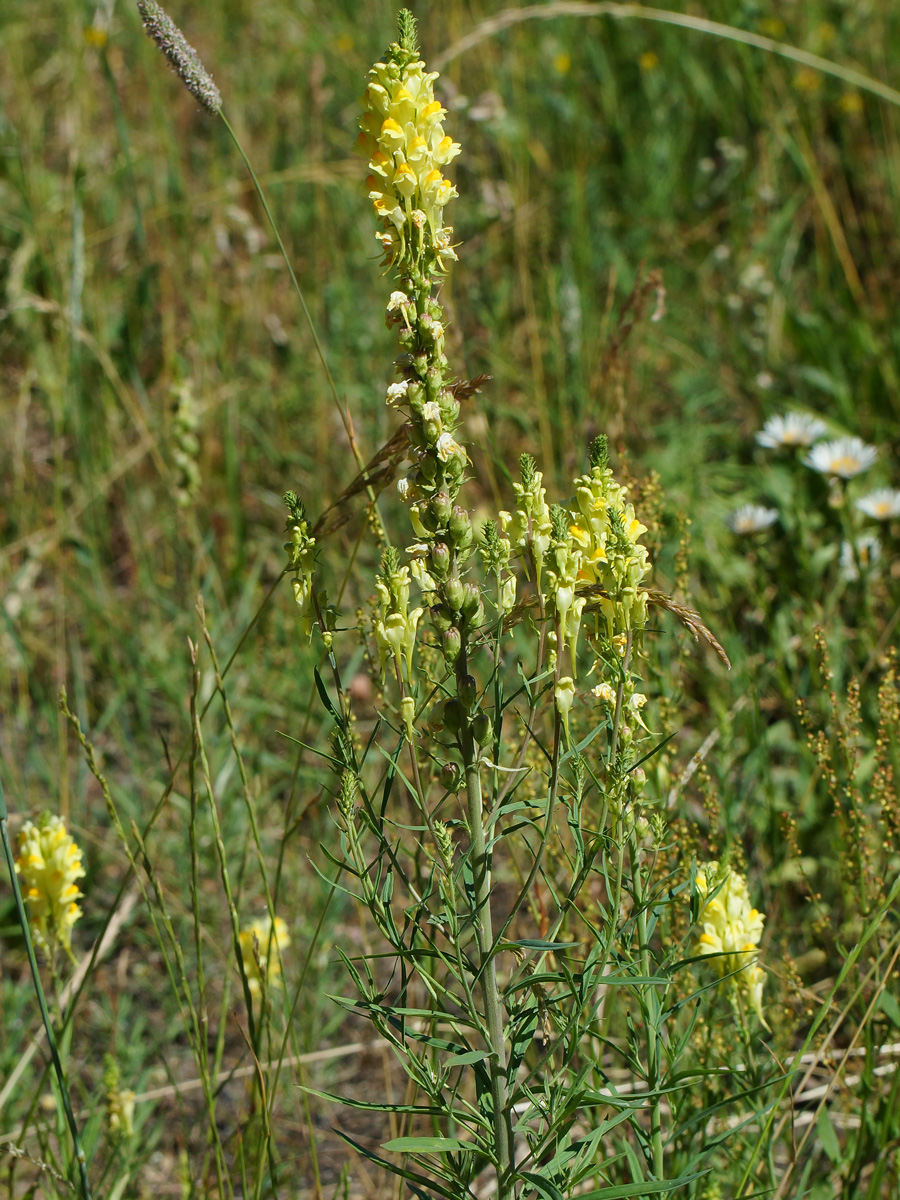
816 1107 841 1164
519 1169 566 1200
578 1170 708 1198
382 1136 476 1154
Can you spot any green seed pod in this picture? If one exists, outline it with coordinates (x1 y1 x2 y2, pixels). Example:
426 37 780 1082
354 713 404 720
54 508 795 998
442 698 464 734
461 582 482 617
442 626 462 664
458 673 477 710
430 541 451 577
430 603 453 632
426 705 445 733
472 712 491 746
439 762 461 792
430 491 452 525
444 577 465 613
426 365 444 396
449 505 471 544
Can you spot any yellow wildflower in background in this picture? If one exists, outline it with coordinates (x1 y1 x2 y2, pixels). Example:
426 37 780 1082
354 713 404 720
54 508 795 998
239 915 290 998
694 861 768 1025
14 813 85 958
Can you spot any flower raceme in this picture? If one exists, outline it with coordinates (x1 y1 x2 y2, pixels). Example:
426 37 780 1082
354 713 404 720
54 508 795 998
694 862 767 1025
239 916 290 998
357 47 461 274
14 813 86 958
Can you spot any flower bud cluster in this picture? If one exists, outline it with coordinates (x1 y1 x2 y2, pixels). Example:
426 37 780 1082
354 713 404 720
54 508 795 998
694 862 767 1025
375 549 424 680
570 463 651 636
499 455 553 592
239 915 290 999
283 492 318 639
15 812 85 957
480 520 517 616
357 45 461 276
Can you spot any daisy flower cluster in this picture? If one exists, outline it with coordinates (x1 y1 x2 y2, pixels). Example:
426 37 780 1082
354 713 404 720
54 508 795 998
14 812 86 958
728 412 898 576
694 861 767 1025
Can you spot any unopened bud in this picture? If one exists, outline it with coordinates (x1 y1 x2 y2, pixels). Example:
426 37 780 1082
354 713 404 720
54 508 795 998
400 695 416 739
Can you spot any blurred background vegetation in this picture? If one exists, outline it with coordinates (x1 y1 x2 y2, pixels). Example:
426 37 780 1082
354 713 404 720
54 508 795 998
2 0 899 1194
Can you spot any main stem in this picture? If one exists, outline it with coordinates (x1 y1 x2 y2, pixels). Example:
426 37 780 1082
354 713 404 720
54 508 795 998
635 867 664 1180
461 725 513 1198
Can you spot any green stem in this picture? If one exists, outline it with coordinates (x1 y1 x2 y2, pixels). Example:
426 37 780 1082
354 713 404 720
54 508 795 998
635 883 664 1180
461 725 513 1198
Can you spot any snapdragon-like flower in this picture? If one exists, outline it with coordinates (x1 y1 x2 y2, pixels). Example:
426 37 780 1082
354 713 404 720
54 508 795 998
804 436 877 479
855 487 900 520
239 915 290 998
499 455 553 591
569 460 650 637
374 549 423 680
357 35 461 274
726 504 779 534
694 862 767 1025
15 813 85 957
756 412 827 448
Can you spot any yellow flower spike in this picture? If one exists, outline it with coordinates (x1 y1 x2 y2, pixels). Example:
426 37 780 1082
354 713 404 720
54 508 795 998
239 916 290 999
692 862 768 1025
360 38 462 275
14 813 86 958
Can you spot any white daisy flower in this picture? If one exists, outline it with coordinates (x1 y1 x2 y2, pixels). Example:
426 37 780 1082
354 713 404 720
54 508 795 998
726 505 779 534
804 436 877 479
756 412 827 448
855 488 900 521
839 534 881 581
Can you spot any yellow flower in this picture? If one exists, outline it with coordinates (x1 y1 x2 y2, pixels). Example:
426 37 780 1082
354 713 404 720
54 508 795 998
358 50 462 273
15 813 85 957
639 51 659 72
694 862 768 1025
239 916 290 997
793 67 821 94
